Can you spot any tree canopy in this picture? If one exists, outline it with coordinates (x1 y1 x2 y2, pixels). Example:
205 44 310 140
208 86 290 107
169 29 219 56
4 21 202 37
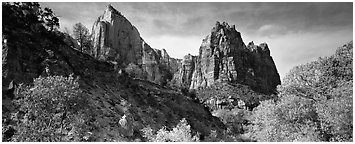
11 75 89 142
249 41 353 142
2 2 59 33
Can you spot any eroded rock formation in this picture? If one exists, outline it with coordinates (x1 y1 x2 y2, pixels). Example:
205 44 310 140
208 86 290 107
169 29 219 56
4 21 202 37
91 5 180 85
173 21 281 94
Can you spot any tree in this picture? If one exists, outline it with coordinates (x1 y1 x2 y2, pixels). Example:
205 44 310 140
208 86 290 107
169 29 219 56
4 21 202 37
279 42 353 141
72 22 91 52
12 75 88 142
2 2 59 33
40 7 59 31
125 63 147 79
213 108 251 135
315 80 353 142
249 95 321 142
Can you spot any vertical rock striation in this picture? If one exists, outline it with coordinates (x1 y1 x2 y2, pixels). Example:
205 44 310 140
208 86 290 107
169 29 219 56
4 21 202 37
174 21 281 94
91 4 180 85
171 54 197 88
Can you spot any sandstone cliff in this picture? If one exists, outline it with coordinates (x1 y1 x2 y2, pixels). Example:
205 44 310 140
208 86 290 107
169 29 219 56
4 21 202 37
173 21 281 94
91 5 180 85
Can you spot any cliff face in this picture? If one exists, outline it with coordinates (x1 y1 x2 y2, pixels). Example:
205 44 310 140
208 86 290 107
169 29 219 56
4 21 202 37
171 54 197 88
91 5 180 85
174 22 281 94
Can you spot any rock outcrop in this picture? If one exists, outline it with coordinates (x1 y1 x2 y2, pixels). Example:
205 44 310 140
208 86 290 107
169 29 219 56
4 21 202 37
173 21 281 94
91 4 180 85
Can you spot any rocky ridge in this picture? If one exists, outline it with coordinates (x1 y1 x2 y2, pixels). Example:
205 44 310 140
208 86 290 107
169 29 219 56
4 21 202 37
173 21 281 94
90 5 180 85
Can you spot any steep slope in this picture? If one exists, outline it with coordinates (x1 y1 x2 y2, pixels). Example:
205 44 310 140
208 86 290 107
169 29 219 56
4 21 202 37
2 4 225 141
173 22 281 94
91 5 180 85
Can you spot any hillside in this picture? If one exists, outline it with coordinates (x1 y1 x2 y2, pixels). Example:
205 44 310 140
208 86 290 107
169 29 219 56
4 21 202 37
2 2 225 142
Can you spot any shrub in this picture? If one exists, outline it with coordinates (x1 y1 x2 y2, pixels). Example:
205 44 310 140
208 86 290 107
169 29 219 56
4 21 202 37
249 95 321 142
141 118 200 142
12 74 88 142
213 108 251 135
315 80 353 142
125 63 147 79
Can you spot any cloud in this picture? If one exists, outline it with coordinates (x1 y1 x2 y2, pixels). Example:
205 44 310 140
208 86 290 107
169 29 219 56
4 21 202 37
128 2 170 15
256 24 288 37
227 2 352 35
153 19 174 30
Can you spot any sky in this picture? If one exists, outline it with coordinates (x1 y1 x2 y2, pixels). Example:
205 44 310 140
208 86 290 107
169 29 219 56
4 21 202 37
40 2 353 80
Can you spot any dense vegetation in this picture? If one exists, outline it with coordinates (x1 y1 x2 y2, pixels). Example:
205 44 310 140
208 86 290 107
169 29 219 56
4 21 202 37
2 2 62 46
2 2 99 141
2 2 59 33
249 41 353 142
10 75 90 141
